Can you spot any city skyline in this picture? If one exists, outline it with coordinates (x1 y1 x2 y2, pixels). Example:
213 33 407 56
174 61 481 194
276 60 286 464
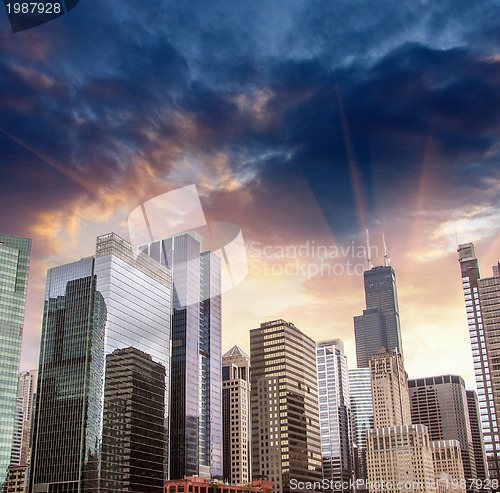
2 0 500 391
12 233 500 387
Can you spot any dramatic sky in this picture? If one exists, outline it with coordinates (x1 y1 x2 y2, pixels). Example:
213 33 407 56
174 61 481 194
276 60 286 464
2 0 500 385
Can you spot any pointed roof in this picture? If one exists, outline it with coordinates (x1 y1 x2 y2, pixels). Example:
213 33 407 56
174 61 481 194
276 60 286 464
223 345 249 359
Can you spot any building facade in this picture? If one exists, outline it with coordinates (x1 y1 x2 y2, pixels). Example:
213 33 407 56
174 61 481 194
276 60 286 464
366 425 436 492
140 233 223 480
250 319 322 493
408 375 477 492
29 233 171 492
10 369 37 467
100 347 166 492
370 349 411 428
316 340 353 491
432 440 466 491
458 243 500 482
164 476 273 493
354 264 403 368
0 235 31 487
366 350 443 492
5 464 27 493
222 345 252 485
349 368 373 490
466 390 489 482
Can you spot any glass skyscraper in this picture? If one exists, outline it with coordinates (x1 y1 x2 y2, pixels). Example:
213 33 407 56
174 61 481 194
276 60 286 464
140 232 223 480
348 368 373 491
29 233 171 492
101 347 166 491
316 340 353 491
458 243 500 483
0 235 31 487
354 265 402 368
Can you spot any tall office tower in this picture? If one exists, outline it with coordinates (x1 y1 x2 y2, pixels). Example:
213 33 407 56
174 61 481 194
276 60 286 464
0 235 31 486
316 340 353 491
354 263 403 368
467 390 489 482
458 243 500 482
408 375 477 492
140 233 222 480
250 320 322 493
29 233 171 492
366 425 436 492
432 441 466 489
367 350 439 492
10 369 37 466
349 368 373 490
222 345 251 484
100 347 166 491
370 349 411 428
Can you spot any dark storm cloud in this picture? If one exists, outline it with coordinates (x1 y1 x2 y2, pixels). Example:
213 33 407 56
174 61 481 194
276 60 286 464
1 0 500 242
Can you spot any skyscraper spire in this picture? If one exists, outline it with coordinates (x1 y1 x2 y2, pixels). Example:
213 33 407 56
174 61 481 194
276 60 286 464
366 229 373 270
382 229 391 267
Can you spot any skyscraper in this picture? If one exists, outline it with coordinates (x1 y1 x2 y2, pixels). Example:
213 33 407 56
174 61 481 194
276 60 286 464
316 339 353 491
349 368 373 490
467 390 489 482
100 347 166 491
0 235 31 486
10 369 37 466
354 264 402 368
432 440 466 489
370 349 411 428
29 233 171 492
458 243 500 482
408 375 477 492
250 319 322 493
366 425 436 492
366 350 437 492
222 345 251 484
140 232 223 480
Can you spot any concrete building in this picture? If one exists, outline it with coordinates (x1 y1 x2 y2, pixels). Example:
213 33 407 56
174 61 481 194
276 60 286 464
222 345 252 484
250 320 322 493
5 465 27 493
164 476 273 493
466 390 489 482
366 424 436 492
408 375 477 492
458 243 500 481
100 347 166 491
432 440 466 492
370 349 411 428
10 369 37 466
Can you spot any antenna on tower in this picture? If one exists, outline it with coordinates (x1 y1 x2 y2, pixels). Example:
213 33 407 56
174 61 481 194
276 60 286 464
382 229 391 266
366 229 373 270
